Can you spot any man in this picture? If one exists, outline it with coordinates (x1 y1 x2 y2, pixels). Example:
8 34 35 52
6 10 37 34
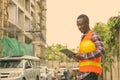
75 14 105 80
63 70 68 80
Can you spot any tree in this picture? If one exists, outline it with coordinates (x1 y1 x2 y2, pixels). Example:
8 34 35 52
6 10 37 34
106 15 120 80
46 44 76 62
46 44 67 61
93 22 114 79
91 14 120 80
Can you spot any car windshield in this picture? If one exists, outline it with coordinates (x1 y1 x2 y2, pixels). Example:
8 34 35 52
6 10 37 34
0 59 23 68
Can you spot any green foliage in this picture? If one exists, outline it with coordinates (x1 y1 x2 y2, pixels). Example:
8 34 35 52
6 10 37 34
46 44 67 61
93 22 110 41
93 22 114 72
108 16 120 30
93 15 120 73
107 15 120 47
46 44 76 62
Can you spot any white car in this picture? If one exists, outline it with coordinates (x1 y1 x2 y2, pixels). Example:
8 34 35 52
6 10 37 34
0 55 40 80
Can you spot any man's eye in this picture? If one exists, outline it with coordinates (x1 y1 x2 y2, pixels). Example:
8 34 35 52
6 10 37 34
79 24 84 27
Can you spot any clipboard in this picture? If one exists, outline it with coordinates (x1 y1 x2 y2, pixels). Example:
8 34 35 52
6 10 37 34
60 49 79 61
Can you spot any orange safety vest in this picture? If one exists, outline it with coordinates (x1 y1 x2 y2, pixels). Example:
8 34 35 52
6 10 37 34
79 31 102 75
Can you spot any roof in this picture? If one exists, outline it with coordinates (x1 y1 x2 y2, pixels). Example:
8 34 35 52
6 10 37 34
0 55 40 61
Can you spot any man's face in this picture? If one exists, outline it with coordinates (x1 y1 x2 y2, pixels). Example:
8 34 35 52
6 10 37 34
76 18 88 34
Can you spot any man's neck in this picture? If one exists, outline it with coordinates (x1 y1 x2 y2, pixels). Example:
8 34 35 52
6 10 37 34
84 30 91 35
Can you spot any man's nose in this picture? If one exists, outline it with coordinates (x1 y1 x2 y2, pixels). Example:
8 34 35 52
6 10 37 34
78 26 82 29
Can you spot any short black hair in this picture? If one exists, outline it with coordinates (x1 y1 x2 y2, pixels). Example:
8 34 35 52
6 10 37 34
77 14 89 24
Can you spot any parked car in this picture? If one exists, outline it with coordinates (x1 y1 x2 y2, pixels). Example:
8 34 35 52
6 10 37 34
0 55 40 80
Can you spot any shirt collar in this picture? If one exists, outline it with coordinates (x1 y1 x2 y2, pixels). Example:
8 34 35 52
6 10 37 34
81 30 91 39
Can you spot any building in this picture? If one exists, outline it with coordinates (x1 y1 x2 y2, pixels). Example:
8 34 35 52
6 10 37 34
0 0 46 62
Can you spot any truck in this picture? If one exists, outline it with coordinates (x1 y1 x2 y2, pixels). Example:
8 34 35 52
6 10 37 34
0 55 40 80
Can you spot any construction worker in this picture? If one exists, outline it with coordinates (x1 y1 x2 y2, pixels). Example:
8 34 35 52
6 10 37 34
75 14 105 80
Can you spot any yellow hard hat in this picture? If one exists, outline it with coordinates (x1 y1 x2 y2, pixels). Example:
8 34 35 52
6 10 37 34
80 40 96 53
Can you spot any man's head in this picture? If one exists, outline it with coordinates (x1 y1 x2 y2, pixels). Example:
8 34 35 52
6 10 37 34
76 14 90 34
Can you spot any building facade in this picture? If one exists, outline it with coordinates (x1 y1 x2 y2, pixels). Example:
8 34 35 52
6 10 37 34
0 0 46 61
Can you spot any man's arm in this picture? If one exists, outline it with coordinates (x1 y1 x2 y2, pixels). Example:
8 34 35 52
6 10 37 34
75 33 105 60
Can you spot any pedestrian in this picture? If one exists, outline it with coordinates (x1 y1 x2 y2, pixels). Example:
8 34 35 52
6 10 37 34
52 72 58 80
52 68 58 80
66 69 71 80
63 69 67 80
69 69 76 80
75 14 105 80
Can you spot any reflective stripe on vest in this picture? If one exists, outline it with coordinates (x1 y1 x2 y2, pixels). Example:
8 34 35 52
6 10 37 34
80 61 101 68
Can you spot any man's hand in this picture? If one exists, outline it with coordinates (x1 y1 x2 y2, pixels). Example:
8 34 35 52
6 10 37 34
74 53 85 60
74 53 80 59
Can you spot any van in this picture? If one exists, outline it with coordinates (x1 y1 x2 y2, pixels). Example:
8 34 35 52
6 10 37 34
0 55 40 80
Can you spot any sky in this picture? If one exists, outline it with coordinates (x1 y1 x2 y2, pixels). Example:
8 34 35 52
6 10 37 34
46 0 120 48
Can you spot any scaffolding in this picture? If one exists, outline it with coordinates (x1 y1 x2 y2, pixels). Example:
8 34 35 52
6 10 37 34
0 0 9 57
